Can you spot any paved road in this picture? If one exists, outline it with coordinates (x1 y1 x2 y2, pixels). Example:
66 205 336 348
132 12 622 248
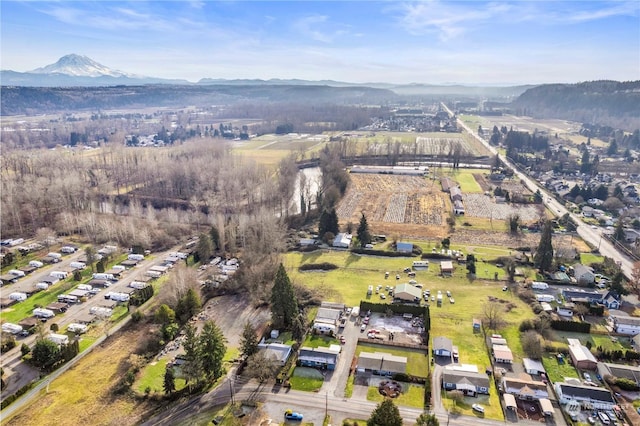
442 104 635 279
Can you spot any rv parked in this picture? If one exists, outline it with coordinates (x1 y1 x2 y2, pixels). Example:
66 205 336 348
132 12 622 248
105 292 130 302
128 254 145 261
35 282 49 291
531 281 549 290
33 308 55 319
8 269 26 277
9 292 28 301
2 323 24 335
67 323 88 334
77 284 93 291
49 271 68 280
69 262 86 270
92 273 115 281
60 246 77 254
29 260 44 268
47 252 63 260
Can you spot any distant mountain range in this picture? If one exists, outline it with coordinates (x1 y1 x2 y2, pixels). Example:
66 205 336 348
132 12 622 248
1 54 531 98
2 55 637 130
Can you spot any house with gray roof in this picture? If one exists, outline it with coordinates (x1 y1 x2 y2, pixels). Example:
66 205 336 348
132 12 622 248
596 362 640 387
357 351 407 376
554 382 616 410
442 369 490 396
433 336 453 357
571 264 595 285
502 377 548 400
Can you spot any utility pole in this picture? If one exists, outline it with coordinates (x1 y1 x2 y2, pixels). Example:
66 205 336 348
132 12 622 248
325 391 328 418
229 378 235 405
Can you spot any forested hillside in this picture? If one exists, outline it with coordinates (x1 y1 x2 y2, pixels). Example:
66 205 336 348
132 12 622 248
511 80 640 130
0 84 396 116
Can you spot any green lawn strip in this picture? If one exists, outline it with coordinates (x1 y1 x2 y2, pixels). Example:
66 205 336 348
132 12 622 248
304 334 339 348
345 375 354 397
355 342 428 377
455 216 508 232
78 336 97 352
449 170 483 193
366 384 424 408
580 253 604 265
541 354 579 383
1 278 77 323
135 358 187 394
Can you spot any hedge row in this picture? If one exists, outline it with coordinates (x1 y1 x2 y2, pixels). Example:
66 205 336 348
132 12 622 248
299 262 339 271
1 381 35 409
351 248 417 258
550 320 591 333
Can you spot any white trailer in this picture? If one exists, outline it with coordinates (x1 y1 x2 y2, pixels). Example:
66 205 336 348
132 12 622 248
47 333 69 345
67 323 88 334
9 292 28 301
29 260 44 268
129 281 148 290
145 270 162 278
90 306 113 317
47 252 63 259
92 273 115 281
531 282 549 290
35 282 49 291
536 294 555 302
60 246 77 254
77 284 93 291
33 308 55 319
8 269 26 277
412 261 430 269
58 294 79 304
50 271 68 280
2 323 23 335
128 254 144 261
69 261 86 270
106 292 130 302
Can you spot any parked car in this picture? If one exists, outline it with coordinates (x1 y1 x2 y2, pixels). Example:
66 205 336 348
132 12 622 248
583 372 591 381
360 324 366 332
472 404 485 413
284 410 303 421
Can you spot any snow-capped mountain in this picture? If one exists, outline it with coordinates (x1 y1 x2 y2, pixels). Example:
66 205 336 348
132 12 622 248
29 54 136 78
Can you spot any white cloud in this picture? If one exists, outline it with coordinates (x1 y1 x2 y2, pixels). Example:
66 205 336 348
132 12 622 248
398 1 512 40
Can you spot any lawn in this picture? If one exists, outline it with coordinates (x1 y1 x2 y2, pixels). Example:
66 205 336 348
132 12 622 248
1 279 77 323
289 367 324 392
455 216 509 232
304 334 340 348
355 343 428 377
446 169 484 193
551 331 630 352
441 382 503 421
366 384 424 408
541 354 579 383
135 358 187 394
580 252 604 265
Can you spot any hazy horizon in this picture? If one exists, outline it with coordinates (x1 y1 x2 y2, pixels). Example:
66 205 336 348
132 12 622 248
1 1 639 85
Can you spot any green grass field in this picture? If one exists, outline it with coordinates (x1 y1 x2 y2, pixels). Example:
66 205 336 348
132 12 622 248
366 384 424 408
303 334 340 348
135 358 187 394
1 279 78 323
580 252 604 265
541 354 579 383
289 367 324 392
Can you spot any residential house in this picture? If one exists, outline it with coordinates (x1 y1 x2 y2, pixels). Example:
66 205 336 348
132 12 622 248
623 228 640 243
394 283 422 302
453 200 465 215
442 368 490 396
298 346 339 370
596 362 640 387
567 338 598 370
523 358 546 376
315 306 343 327
493 344 514 364
572 264 595 285
440 261 454 277
433 336 453 357
554 382 616 410
450 186 463 202
610 315 640 335
601 291 620 310
257 342 292 366
396 241 413 254
357 351 407 376
562 289 603 305
332 233 352 248
502 377 549 400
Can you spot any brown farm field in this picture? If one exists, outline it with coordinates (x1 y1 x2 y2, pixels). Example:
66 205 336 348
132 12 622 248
337 172 553 241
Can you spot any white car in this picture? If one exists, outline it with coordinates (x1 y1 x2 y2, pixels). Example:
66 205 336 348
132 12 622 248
472 404 485 413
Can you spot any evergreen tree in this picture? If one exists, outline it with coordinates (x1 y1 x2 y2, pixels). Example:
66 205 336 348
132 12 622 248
357 213 372 247
163 366 176 394
181 323 204 386
240 322 259 358
209 226 220 251
31 339 60 370
199 320 227 381
270 264 298 330
534 220 554 272
613 220 625 242
176 288 202 323
580 150 590 174
367 399 403 426
196 232 213 262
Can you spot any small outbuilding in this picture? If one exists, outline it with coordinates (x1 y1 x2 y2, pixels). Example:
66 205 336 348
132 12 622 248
394 283 422 302
433 336 453 357
440 261 454 276
396 241 413 254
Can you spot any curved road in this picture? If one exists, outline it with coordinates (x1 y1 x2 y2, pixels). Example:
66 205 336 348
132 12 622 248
443 103 635 278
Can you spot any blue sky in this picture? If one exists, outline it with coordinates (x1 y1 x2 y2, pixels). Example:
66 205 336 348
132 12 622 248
1 1 639 85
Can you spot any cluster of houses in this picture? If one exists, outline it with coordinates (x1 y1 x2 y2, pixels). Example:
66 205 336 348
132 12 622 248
441 178 465 215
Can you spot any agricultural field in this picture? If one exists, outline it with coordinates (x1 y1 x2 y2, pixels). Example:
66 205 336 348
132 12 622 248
464 194 543 221
336 174 448 228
